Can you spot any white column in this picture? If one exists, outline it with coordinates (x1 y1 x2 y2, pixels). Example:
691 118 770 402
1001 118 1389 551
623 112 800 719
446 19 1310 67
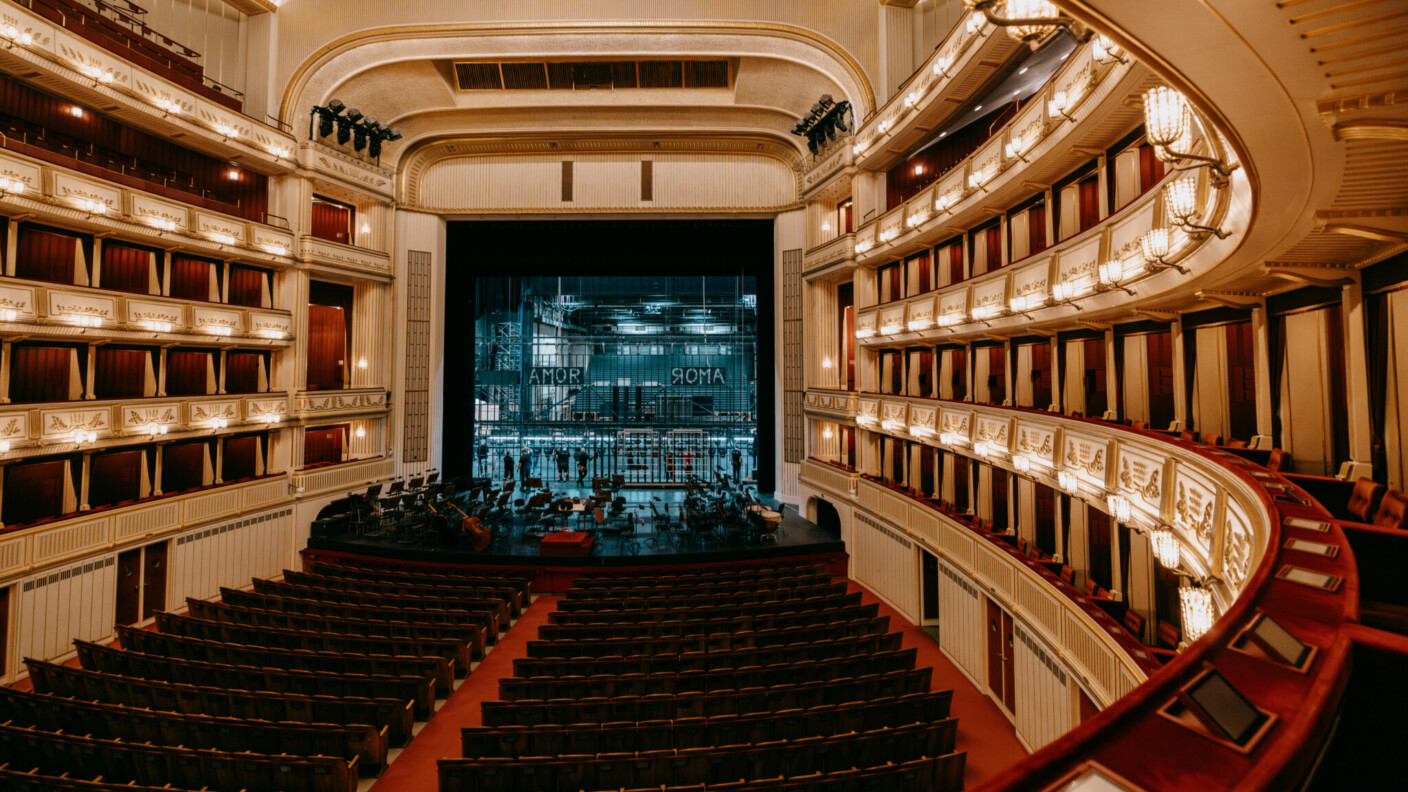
1341 274 1375 478
1171 317 1187 431
1105 329 1119 420
1250 302 1275 448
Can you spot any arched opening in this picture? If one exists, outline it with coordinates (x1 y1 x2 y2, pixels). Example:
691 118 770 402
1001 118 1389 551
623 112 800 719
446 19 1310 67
814 498 841 537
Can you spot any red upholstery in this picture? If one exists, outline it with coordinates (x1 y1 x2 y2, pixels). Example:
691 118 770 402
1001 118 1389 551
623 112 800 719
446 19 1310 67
1226 438 1248 449
1123 609 1146 637
1266 448 1286 471
1060 565 1074 585
1156 620 1181 649
1130 420 1147 430
1347 478 1386 523
1202 434 1222 447
1179 430 1196 442
1017 537 1028 554
1372 490 1408 530
1083 577 1098 596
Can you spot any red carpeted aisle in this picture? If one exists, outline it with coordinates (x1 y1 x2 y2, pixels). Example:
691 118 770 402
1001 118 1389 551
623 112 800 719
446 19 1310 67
845 581 1029 786
368 593 562 792
370 580 1026 791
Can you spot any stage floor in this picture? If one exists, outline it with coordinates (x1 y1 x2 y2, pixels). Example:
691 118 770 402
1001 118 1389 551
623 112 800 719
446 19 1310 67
309 485 844 568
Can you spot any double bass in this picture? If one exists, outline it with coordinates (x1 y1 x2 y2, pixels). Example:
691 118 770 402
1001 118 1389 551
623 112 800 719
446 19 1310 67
447 500 492 552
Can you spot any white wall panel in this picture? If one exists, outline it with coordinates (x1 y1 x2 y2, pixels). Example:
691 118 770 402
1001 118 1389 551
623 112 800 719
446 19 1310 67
937 558 984 683
171 507 293 604
1014 623 1072 751
15 556 116 668
852 512 918 622
418 153 795 210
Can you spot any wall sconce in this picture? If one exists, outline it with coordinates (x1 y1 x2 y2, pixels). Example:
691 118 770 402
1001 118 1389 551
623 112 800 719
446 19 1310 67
935 188 961 213
1009 293 1046 319
0 439 10 453
262 414 281 425
968 166 991 192
74 197 108 217
142 320 173 333
64 312 103 328
0 309 15 322
933 54 953 76
215 123 240 140
877 118 893 135
263 244 288 256
355 426 366 439
1058 469 1078 494
1098 260 1136 295
82 65 115 86
3 24 34 48
209 417 229 431
1004 136 1031 163
156 97 181 116
821 357 834 370
1092 35 1127 64
1107 493 1132 523
1051 281 1084 310
974 440 993 458
937 311 965 327
1138 228 1188 273
0 175 26 196
855 239 874 254
1012 454 1031 473
72 429 98 445
822 427 834 440
855 325 876 339
357 358 368 370
1152 526 1180 570
267 144 292 159
822 220 832 233
209 231 236 246
1164 176 1228 239
964 0 1091 47
941 430 966 447
1142 86 1235 184
1180 584 1215 642
1048 89 1075 122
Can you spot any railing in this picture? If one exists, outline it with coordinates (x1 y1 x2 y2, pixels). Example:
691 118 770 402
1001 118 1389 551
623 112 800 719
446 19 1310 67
802 234 855 273
293 388 391 420
799 397 1356 789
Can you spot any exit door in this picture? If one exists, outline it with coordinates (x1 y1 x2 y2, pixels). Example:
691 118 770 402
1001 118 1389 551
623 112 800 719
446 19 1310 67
986 597 1016 715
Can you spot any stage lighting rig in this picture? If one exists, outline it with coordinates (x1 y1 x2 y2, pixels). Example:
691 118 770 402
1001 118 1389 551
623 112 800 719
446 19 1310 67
789 94 853 156
309 99 404 164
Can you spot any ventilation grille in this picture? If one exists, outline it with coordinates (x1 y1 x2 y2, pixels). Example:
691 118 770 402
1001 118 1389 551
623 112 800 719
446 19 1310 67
1017 624 1067 686
939 560 978 599
856 512 912 550
453 60 729 91
22 557 114 592
402 250 432 464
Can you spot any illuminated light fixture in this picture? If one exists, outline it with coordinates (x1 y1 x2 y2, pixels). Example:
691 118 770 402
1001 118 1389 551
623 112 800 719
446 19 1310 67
357 358 368 369
3 24 34 47
974 440 992 458
215 123 239 140
1048 88 1074 121
142 320 172 333
880 321 903 336
257 328 286 340
941 430 967 447
1152 526 1180 570
1180 584 1215 642
72 429 98 445
210 231 236 246
933 54 952 76
147 217 178 233
0 439 9 453
913 163 925 176
971 303 1001 322
0 309 16 322
937 311 964 327
0 175 26 196
156 97 181 115
227 168 242 181
963 0 1090 47
1164 176 1228 239
82 64 115 85
877 119 893 135
822 220 832 232
821 357 834 370
65 312 103 328
853 140 869 156
1093 34 1127 64
910 424 933 439
822 426 834 440
73 197 108 216
1009 293 1045 318
880 228 899 242
206 325 234 337
146 422 168 437
1004 136 1030 163
1098 259 1136 295
262 413 281 425
965 11 985 34
904 91 920 109
855 239 874 254
1050 281 1083 310
209 417 229 431
881 418 904 433
856 413 876 426
906 211 930 228
268 144 292 159
69 105 84 118
262 243 288 256
1141 86 1235 183
1137 228 1188 274
1058 469 1078 494
855 326 876 339
1012 454 1031 474
1107 494 1132 523
968 164 993 192
360 222 371 235
355 426 366 439
907 317 933 332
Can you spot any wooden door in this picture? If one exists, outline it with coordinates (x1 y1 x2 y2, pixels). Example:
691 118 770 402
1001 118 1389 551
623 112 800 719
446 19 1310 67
987 597 1017 714
992 469 1009 529
921 551 940 623
115 548 142 626
141 542 167 620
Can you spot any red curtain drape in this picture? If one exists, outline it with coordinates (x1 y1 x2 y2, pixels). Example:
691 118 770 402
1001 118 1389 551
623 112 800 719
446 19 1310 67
101 243 152 294
1030 342 1052 408
306 304 347 390
1028 205 1047 254
1078 176 1101 233
165 350 211 396
15 227 79 284
1084 338 1108 416
1225 321 1257 442
223 436 259 481
162 442 206 493
947 241 965 285
9 346 72 403
169 256 212 301
310 200 352 244
224 352 262 394
984 226 1003 271
988 346 1006 404
227 265 266 308
93 348 149 399
303 426 345 467
1138 144 1167 192
89 449 143 508
913 254 931 294
2 460 67 525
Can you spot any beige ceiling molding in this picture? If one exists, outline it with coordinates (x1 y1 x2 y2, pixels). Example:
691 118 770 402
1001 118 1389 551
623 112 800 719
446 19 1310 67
278 20 876 126
1331 119 1408 142
399 131 803 204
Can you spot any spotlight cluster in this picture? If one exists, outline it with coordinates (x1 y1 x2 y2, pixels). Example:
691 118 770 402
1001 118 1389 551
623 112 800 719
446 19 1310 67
789 94 853 156
310 99 403 160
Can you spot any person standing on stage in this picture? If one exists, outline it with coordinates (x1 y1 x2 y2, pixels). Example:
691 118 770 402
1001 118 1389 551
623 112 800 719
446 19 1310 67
519 447 533 483
477 443 488 476
502 451 514 482
731 447 743 482
555 447 571 482
575 447 592 486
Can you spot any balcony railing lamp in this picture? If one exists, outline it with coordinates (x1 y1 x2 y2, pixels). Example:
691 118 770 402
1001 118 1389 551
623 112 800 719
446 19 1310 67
1098 260 1136 296
1058 469 1078 495
1142 87 1236 185
963 1 1092 47
1048 89 1075 122
1092 35 1127 65
1180 583 1215 642
1164 176 1228 240
1137 228 1188 274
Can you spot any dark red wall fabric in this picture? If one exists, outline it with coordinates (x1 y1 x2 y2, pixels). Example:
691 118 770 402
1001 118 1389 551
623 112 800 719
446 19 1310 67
89 449 143 508
15 226 79 284
311 199 353 244
101 243 154 294
2 460 67 526
10 346 73 403
93 347 150 400
224 352 263 394
227 265 267 308
162 442 207 493
169 257 212 301
306 304 348 390
166 350 212 396
303 426 346 467
223 436 260 481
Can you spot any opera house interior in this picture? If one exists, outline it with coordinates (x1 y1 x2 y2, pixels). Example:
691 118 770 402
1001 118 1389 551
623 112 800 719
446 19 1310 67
0 0 1403 790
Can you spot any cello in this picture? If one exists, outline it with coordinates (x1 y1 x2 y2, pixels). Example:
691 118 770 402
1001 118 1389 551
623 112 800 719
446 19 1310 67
447 499 492 552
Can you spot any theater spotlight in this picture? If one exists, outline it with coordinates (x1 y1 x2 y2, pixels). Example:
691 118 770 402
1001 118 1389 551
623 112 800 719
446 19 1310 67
312 99 346 139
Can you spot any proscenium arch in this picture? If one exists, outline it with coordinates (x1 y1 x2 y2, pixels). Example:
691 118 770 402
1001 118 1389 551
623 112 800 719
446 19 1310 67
278 20 877 140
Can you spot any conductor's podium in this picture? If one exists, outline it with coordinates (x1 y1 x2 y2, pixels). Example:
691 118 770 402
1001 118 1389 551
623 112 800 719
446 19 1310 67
540 531 595 557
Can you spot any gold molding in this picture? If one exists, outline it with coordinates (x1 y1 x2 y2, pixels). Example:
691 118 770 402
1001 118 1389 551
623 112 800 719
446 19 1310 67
278 20 876 125
412 203 805 217
1332 119 1408 141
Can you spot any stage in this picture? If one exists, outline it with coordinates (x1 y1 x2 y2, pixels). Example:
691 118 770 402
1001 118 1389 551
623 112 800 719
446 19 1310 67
307 484 845 570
